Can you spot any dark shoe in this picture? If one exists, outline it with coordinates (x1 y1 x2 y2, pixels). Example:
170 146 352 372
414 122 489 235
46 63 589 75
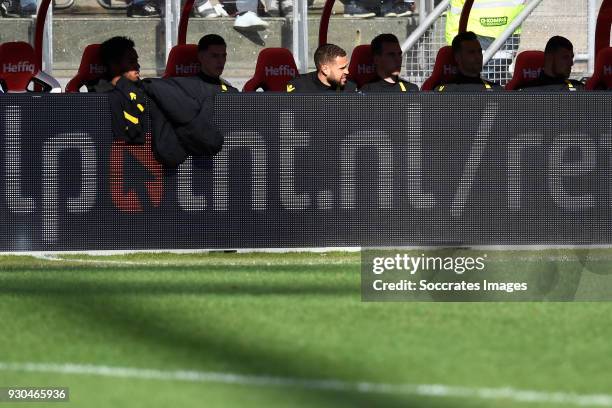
127 1 160 17
1 0 22 17
20 2 36 15
280 4 292 15
343 2 375 18
382 1 414 17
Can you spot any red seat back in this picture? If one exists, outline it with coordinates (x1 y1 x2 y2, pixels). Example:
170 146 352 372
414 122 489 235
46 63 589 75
243 48 298 92
65 44 107 93
421 46 458 91
0 42 39 92
163 44 201 78
586 47 612 90
595 0 612 59
505 50 544 90
347 44 376 88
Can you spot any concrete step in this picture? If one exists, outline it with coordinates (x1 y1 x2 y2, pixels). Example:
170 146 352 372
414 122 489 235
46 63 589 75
49 0 336 15
0 16 419 79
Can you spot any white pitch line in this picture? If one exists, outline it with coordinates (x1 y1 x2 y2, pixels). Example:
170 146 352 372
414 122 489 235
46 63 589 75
0 362 610 407
28 254 359 267
27 253 611 268
30 254 159 266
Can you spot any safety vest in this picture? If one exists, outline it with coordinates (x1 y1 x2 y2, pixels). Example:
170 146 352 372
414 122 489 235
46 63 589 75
445 0 526 45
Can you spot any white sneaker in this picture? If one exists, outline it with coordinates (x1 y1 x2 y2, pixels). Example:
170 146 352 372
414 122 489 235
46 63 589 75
194 1 228 17
213 4 229 16
233 10 269 31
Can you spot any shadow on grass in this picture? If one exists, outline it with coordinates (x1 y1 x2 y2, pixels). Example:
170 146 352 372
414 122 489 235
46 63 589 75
1 275 478 408
0 278 356 297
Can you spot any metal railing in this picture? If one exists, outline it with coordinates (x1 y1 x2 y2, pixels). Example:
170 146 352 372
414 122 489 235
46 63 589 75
401 0 450 87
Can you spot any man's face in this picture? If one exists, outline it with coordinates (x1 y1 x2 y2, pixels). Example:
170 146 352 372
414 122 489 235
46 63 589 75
374 42 403 78
549 47 574 78
119 47 140 82
455 39 483 78
321 55 349 87
198 45 227 78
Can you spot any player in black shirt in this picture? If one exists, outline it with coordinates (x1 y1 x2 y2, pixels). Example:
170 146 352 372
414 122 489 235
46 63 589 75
197 34 238 95
360 34 418 93
436 31 502 92
518 36 584 92
286 43 357 93
98 36 141 92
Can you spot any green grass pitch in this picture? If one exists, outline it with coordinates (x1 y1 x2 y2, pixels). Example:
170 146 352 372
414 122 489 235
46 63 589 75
0 250 611 407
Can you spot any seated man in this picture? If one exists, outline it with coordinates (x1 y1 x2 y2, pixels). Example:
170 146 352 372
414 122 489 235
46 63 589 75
100 36 147 144
360 33 418 93
287 43 357 93
196 34 238 95
436 31 502 92
100 36 146 148
518 36 584 92
99 36 141 91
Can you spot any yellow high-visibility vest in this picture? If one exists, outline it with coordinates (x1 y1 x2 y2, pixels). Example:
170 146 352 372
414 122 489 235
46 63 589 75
445 0 526 45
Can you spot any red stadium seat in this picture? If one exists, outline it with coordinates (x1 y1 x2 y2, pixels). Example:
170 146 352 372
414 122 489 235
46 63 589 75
163 44 201 78
595 0 612 60
243 48 298 92
0 42 40 92
65 44 107 92
505 51 544 91
421 46 458 91
0 41 60 93
347 44 376 89
585 47 612 90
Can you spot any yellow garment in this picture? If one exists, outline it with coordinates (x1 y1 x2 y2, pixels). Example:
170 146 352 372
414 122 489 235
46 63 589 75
445 0 525 45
